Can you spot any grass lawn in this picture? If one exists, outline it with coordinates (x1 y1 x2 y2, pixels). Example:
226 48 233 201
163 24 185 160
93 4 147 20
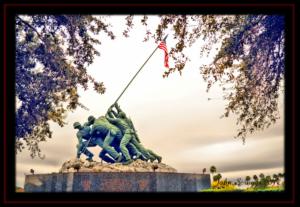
201 186 284 192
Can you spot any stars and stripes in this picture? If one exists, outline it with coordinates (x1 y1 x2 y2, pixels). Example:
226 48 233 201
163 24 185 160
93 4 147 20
158 41 169 68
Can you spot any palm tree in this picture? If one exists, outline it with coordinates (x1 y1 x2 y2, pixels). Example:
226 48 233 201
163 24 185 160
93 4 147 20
266 175 271 186
210 166 217 185
30 169 35 175
278 173 284 178
236 178 242 186
245 176 251 185
210 166 217 175
277 173 284 184
213 174 222 184
273 174 279 185
213 175 218 182
279 173 285 187
259 173 265 180
253 175 259 186
216 173 222 184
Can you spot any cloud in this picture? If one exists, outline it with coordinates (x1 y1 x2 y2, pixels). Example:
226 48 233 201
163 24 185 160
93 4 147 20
219 161 283 173
170 135 284 174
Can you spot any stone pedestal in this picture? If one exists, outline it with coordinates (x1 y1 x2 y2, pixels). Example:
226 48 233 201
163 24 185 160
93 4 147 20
24 172 211 192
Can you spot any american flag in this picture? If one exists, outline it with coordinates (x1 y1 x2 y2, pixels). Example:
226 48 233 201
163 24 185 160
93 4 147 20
158 41 169 68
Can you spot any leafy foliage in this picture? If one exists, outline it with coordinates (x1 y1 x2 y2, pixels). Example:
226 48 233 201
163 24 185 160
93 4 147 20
204 168 284 192
213 173 222 183
245 175 251 184
16 15 114 158
248 172 284 188
211 180 236 191
210 165 217 174
136 15 284 142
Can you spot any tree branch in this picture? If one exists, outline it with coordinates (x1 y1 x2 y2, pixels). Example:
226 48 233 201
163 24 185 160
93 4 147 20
16 16 43 41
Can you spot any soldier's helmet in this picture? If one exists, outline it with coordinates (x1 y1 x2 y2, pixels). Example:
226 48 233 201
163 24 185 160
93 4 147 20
88 115 95 123
73 122 81 129
118 112 126 118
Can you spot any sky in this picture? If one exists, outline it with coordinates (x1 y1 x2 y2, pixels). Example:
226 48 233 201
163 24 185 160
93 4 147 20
16 15 284 187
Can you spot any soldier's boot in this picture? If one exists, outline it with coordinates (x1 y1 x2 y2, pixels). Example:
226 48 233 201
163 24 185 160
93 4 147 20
134 152 143 160
86 155 93 162
149 155 156 163
147 149 162 163
84 150 94 162
120 155 129 163
86 158 93 162
99 150 116 163
116 154 123 163
137 154 147 162
126 143 141 160
122 159 133 165
135 152 151 162
136 154 148 161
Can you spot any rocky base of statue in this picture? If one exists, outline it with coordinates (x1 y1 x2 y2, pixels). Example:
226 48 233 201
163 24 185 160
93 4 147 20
59 159 177 173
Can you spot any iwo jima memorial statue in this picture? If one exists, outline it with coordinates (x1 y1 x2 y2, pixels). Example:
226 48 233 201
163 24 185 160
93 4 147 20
24 35 211 192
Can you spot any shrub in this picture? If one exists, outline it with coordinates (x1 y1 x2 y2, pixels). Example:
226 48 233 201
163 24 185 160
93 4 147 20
212 180 237 191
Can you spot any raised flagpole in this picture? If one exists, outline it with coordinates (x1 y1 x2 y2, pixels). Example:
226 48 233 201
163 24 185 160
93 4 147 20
79 35 168 160
113 34 168 106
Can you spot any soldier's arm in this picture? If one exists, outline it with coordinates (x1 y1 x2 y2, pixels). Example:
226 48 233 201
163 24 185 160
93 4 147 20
77 132 83 145
111 109 118 118
106 106 115 119
107 111 114 118
114 103 124 114
105 113 119 125
107 109 118 118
